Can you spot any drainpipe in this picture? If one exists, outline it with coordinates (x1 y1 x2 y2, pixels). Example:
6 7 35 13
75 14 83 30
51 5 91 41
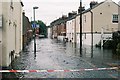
74 16 77 44
73 16 77 48
101 27 104 48
90 10 93 58
51 26 53 39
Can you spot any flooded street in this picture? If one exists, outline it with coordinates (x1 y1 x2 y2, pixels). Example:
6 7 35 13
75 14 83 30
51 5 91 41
2 38 120 79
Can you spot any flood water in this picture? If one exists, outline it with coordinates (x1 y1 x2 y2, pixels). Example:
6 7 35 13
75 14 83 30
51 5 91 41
2 38 120 79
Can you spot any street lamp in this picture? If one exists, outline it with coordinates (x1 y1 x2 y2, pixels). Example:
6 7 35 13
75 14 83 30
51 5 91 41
33 6 39 53
80 0 82 56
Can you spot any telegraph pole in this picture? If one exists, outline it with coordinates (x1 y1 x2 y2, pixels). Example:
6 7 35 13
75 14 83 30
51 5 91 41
80 0 82 56
90 10 93 58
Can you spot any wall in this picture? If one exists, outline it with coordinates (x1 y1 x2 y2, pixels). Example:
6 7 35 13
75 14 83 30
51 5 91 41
57 36 65 42
22 14 32 49
47 28 51 38
82 33 112 46
82 12 91 33
52 25 57 38
13 1 23 54
57 23 66 41
75 15 80 44
2 1 23 67
81 1 118 46
2 2 9 67
66 19 73 42
92 1 118 33
75 13 91 44
0 2 2 67
0 27 1 66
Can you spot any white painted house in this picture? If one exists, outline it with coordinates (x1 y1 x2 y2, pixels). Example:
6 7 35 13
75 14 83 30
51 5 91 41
67 0 119 47
0 0 23 67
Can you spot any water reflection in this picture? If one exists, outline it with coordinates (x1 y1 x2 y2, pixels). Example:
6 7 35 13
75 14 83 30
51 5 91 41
59 40 120 64
91 45 93 58
34 52 36 60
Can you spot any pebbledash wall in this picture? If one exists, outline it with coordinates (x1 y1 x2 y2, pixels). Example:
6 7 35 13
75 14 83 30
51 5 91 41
1 0 23 67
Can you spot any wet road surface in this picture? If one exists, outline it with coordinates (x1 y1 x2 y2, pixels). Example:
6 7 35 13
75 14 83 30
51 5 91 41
2 38 120 79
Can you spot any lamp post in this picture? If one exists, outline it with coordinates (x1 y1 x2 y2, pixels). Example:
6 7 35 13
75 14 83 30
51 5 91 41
33 6 38 53
80 0 82 56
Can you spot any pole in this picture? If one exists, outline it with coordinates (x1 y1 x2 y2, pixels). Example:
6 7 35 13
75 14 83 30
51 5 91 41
90 10 93 58
33 8 36 53
80 0 82 56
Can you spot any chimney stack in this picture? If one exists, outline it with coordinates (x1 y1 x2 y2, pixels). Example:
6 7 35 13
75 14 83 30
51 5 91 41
78 6 85 13
68 11 77 18
90 1 98 8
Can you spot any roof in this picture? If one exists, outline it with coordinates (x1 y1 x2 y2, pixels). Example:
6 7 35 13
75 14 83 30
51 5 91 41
50 0 119 27
67 1 104 20
77 0 119 16
66 15 76 22
82 2 104 14
50 17 68 26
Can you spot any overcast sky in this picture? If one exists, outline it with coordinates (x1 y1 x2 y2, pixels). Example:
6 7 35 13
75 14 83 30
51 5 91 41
22 0 119 25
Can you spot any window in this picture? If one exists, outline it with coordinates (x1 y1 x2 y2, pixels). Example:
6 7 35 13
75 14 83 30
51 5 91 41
112 14 118 23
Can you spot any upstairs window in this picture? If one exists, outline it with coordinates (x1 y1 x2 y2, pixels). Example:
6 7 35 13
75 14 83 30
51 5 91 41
112 14 118 23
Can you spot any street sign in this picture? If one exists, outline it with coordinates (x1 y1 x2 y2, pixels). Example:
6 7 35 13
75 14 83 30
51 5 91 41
32 23 36 28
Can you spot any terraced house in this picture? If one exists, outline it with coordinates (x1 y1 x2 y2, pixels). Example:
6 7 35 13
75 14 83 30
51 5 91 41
50 15 67 41
22 12 32 50
0 0 24 67
66 0 119 47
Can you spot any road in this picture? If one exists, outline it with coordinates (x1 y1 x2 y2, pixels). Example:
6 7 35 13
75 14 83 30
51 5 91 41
2 38 120 79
